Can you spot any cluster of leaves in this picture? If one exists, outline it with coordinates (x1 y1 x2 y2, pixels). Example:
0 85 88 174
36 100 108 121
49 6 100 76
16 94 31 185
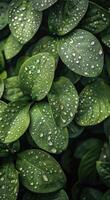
0 0 110 199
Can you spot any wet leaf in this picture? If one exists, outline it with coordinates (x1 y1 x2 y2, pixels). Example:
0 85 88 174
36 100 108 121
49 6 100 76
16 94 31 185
0 2 8 30
8 0 42 44
48 0 89 35
0 140 20 157
0 101 30 144
101 27 110 48
48 77 79 127
76 79 110 126
0 78 4 98
81 2 110 34
30 102 68 154
4 34 23 60
16 149 66 193
33 0 58 11
19 53 55 101
0 161 19 200
58 29 104 77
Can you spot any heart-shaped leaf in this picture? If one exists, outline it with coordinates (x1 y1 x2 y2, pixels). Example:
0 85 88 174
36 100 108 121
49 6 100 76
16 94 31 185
16 149 66 193
75 79 110 126
58 29 104 77
0 78 4 98
4 34 23 60
96 161 110 187
32 0 58 11
48 0 89 35
19 53 55 101
32 36 59 65
3 76 29 102
37 190 69 200
101 27 110 48
30 102 68 154
102 190 110 200
81 2 110 34
0 101 30 144
0 2 8 30
8 0 42 44
48 77 79 127
0 161 19 200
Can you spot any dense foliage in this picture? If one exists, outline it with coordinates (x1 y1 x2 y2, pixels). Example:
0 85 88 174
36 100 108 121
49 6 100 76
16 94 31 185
0 0 110 199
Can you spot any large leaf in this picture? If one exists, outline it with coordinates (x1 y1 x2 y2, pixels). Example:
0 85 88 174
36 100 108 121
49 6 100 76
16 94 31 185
48 77 79 127
4 34 23 60
78 141 102 184
19 53 55 101
96 161 110 187
102 190 110 200
33 0 58 11
8 0 42 44
80 187 103 200
81 1 110 34
32 36 59 65
3 76 29 102
16 149 66 193
58 29 104 77
30 102 68 154
0 2 8 30
75 79 110 126
48 0 89 36
0 161 19 200
0 101 30 144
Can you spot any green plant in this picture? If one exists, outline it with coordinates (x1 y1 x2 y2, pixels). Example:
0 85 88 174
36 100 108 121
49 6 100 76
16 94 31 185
0 0 110 199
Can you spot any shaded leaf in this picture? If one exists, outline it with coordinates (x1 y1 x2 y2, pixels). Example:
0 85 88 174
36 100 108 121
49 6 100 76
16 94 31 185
80 187 103 200
0 78 4 98
101 27 110 48
37 189 69 200
0 2 8 30
68 121 84 138
102 190 110 200
96 161 110 187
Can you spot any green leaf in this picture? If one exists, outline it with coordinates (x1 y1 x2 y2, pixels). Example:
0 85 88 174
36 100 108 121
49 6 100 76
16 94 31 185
30 102 68 154
32 0 58 11
78 141 102 184
74 138 103 159
0 2 8 30
81 2 110 34
58 29 104 77
80 187 103 200
8 0 42 44
48 0 89 36
101 27 110 48
0 161 19 200
0 140 20 157
68 121 84 138
19 53 55 101
48 77 79 127
102 190 110 200
32 36 59 65
75 79 110 126
37 190 69 200
4 34 23 60
0 51 5 73
96 161 110 187
0 101 30 144
3 76 29 102
104 117 110 138
16 149 66 193
0 78 4 98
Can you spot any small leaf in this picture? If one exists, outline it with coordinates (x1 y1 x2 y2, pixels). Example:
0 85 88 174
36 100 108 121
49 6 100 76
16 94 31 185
32 36 59 65
37 189 69 200
101 27 110 48
0 140 20 157
0 161 19 200
80 187 103 200
76 79 110 126
30 102 68 154
4 34 23 60
102 190 110 200
0 78 4 98
19 53 55 101
58 29 104 77
0 51 5 73
78 141 102 184
81 2 110 34
16 149 66 193
68 121 84 138
8 0 42 44
0 2 8 30
0 101 30 144
3 76 29 102
96 161 110 187
48 0 89 35
32 0 58 11
48 77 79 127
